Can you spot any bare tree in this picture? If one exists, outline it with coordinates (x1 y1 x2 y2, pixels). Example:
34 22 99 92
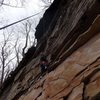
21 20 32 57
14 37 22 66
18 20 36 57
0 0 23 8
42 0 53 5
0 31 16 85
0 0 4 5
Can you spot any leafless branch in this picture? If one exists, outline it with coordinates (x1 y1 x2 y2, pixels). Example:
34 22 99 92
0 2 22 8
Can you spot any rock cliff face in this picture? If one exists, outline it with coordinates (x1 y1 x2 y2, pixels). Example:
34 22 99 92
0 0 100 100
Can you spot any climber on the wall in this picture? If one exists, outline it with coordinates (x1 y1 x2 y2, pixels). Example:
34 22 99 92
40 54 48 76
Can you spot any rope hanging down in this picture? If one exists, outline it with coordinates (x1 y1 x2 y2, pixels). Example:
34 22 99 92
0 9 45 30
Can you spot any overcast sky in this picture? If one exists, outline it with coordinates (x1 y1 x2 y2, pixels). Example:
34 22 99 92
0 0 47 27
0 0 53 43
0 0 55 44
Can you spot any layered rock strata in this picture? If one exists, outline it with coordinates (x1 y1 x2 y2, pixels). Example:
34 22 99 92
0 0 100 100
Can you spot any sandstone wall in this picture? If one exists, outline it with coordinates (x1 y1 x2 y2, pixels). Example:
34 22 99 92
0 0 100 100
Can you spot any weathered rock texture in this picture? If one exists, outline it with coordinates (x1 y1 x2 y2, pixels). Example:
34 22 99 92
0 0 100 100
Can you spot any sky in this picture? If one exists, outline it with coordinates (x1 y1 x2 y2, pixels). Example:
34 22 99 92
0 0 52 43
0 0 47 27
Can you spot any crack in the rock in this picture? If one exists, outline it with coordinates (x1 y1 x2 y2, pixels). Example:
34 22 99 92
69 57 100 85
90 92 100 100
82 82 86 100
49 67 100 99
35 92 42 100
50 82 82 99
81 69 100 100
82 68 100 85
63 96 68 100
12 88 28 100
